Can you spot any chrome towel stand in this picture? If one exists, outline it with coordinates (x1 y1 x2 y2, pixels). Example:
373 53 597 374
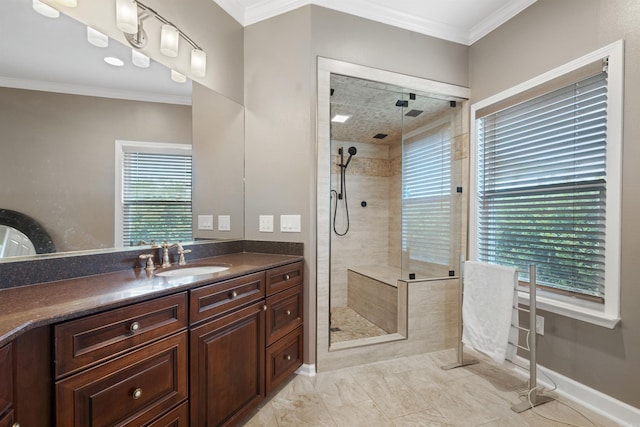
441 262 555 413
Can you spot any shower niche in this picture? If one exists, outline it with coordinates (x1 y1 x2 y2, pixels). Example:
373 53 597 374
317 58 470 370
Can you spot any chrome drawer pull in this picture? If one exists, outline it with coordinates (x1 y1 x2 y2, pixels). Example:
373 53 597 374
230 290 238 299
285 355 291 361
285 310 291 316
284 274 290 281
132 388 143 399
129 322 140 333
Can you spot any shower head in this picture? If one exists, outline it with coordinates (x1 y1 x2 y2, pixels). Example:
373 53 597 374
344 146 357 168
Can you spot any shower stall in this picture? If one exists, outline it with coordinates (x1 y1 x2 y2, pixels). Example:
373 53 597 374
317 58 471 371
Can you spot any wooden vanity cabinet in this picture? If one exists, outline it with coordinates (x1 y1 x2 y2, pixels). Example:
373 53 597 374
189 273 267 427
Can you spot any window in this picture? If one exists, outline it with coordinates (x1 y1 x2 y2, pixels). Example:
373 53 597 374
470 41 623 327
115 141 192 247
402 124 453 266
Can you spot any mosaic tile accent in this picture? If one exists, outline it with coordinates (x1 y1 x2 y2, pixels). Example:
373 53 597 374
330 306 389 344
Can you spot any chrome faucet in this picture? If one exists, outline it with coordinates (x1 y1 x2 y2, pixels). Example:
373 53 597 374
139 253 155 272
161 242 191 267
161 242 179 268
177 243 192 265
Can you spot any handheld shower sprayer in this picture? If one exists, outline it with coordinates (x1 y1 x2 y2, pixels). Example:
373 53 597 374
332 146 358 235
344 146 357 168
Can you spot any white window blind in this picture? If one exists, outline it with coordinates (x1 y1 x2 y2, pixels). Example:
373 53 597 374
477 71 608 298
402 127 452 266
121 148 192 247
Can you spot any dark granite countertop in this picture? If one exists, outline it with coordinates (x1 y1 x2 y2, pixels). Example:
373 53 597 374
0 252 302 347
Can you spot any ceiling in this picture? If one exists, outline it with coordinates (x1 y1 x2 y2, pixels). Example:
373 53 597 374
213 0 537 45
330 75 458 146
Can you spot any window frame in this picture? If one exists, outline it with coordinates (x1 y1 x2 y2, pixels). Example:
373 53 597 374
114 140 193 248
469 40 623 328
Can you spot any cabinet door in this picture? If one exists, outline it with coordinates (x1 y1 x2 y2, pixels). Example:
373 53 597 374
0 343 12 418
190 301 265 427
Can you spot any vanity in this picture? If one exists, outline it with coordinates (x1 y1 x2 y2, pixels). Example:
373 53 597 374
0 251 304 427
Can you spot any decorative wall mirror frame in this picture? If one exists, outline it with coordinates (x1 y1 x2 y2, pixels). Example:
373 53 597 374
0 209 56 256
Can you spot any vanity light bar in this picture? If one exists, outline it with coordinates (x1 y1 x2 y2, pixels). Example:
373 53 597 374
117 0 207 78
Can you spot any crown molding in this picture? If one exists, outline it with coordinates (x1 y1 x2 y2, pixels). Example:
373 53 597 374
215 0 537 46
0 76 192 106
469 0 538 44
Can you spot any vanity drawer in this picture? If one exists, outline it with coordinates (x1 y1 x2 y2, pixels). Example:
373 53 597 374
55 292 188 378
266 284 303 346
266 261 303 296
266 325 303 394
56 332 188 427
190 271 265 324
146 401 188 427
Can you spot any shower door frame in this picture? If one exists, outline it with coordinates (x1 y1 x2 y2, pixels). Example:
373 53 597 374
316 57 470 372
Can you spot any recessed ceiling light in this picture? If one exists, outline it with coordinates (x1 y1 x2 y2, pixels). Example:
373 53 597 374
32 0 59 18
87 27 109 48
104 56 124 67
331 114 351 123
171 70 187 83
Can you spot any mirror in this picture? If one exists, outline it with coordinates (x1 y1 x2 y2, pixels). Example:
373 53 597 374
0 0 245 260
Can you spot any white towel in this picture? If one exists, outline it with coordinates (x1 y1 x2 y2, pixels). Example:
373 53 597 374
462 261 519 364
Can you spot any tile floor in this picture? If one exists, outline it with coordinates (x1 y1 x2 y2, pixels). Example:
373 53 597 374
242 349 620 426
330 306 389 344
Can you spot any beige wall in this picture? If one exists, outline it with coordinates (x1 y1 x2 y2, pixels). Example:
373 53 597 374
470 0 640 408
244 5 469 365
0 87 191 252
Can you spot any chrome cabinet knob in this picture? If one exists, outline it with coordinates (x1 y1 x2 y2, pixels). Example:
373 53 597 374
285 310 291 316
285 355 291 361
132 388 143 399
284 274 290 281
230 290 238 299
129 321 140 333
263 304 268 312
12 423 20 427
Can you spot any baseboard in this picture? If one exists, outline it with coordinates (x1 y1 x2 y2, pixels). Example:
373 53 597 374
295 363 316 376
513 356 640 427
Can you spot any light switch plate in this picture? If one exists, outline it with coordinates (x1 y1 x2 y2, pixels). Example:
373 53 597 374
280 214 301 232
197 215 214 230
259 215 274 232
218 215 231 231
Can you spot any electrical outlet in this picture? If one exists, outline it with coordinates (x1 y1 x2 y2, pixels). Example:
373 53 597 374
536 315 544 335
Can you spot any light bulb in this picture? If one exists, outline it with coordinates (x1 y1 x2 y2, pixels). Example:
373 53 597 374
32 0 59 18
132 50 150 68
116 0 138 34
160 25 179 57
171 70 187 83
191 49 207 78
87 27 109 48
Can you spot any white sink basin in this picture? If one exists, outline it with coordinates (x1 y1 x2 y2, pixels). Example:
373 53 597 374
155 265 229 277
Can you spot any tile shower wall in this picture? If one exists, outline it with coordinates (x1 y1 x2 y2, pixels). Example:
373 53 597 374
330 141 398 308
